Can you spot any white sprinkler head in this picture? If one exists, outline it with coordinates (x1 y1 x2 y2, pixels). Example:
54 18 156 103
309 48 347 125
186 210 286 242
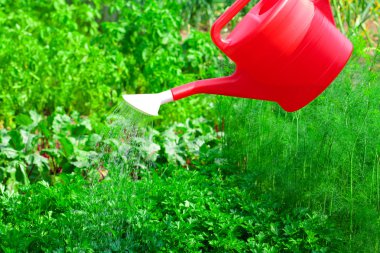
122 90 173 116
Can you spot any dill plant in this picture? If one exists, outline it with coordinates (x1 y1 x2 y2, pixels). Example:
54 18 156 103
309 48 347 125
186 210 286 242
216 37 380 252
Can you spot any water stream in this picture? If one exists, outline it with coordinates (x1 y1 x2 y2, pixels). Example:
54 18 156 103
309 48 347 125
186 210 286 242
90 101 152 178
80 100 154 248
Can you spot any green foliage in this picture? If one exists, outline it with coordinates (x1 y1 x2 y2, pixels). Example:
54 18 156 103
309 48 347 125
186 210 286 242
153 117 221 166
0 168 338 252
0 0 123 124
0 0 224 127
0 109 99 192
0 106 222 191
182 30 227 78
128 168 338 253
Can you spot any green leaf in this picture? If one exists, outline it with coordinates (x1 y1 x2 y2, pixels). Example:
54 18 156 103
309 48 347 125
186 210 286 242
25 154 49 172
71 160 89 169
71 118 92 136
29 110 43 127
52 114 71 133
80 118 92 131
0 147 18 159
8 130 25 151
71 150 98 169
71 125 87 137
15 114 32 126
85 134 102 149
0 130 10 145
41 149 61 159
8 160 29 185
38 121 52 138
20 129 38 153
58 136 74 157
18 161 29 185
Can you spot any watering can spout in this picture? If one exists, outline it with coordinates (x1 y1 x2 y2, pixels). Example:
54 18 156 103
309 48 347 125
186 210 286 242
122 90 174 116
123 75 240 116
171 75 240 101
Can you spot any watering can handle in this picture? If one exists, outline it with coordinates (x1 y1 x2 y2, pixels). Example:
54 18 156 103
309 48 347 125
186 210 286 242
211 0 251 51
312 0 336 25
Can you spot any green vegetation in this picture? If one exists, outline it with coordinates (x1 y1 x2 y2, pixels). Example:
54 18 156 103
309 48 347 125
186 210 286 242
0 168 339 252
0 0 223 126
1 0 379 252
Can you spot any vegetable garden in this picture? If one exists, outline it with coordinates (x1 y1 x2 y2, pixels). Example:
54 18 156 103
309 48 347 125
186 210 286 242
0 0 379 252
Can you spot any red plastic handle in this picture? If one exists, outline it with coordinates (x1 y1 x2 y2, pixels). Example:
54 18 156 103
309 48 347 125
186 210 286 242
211 0 252 51
312 0 335 25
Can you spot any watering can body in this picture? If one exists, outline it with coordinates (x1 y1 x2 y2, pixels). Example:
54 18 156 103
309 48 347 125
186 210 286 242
123 0 353 115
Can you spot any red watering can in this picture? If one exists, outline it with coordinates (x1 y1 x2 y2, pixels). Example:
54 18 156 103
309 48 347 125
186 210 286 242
123 0 353 116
